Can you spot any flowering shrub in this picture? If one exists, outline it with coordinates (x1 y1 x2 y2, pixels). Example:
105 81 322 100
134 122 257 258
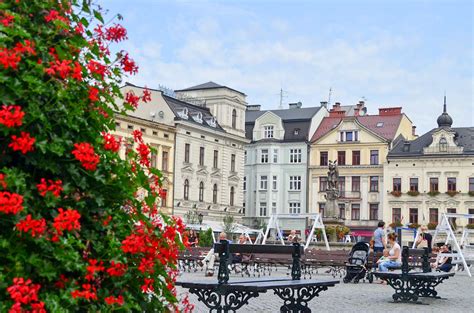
0 0 191 312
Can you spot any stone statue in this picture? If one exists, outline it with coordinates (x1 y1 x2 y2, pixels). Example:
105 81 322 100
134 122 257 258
325 160 339 201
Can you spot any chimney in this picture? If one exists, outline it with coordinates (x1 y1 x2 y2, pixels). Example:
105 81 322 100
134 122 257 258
247 104 261 111
320 101 328 108
354 108 360 116
329 110 346 117
412 126 416 136
379 107 402 116
289 101 302 109
357 100 365 108
333 102 341 109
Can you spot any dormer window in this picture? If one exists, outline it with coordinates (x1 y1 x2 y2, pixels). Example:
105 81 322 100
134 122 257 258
439 137 447 152
340 131 358 142
264 125 274 138
192 112 203 123
376 122 384 127
178 108 188 119
294 128 300 135
206 117 217 127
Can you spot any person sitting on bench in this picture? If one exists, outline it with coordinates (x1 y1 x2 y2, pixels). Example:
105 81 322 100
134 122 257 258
203 232 228 276
378 233 401 272
431 244 453 272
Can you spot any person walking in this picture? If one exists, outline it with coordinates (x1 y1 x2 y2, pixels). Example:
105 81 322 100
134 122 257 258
415 225 433 253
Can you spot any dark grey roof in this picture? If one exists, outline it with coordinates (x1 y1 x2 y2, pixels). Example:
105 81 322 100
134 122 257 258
162 95 225 132
245 107 322 142
388 127 474 157
175 81 246 96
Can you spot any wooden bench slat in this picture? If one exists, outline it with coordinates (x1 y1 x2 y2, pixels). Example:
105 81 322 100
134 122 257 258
214 243 304 255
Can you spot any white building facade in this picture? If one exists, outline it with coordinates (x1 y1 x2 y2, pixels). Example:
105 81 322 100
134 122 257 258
384 102 474 228
170 82 249 222
244 103 327 231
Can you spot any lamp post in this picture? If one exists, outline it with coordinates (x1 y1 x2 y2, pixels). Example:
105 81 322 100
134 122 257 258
198 212 203 224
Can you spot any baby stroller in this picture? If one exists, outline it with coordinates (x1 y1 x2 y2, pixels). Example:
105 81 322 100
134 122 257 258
343 241 373 283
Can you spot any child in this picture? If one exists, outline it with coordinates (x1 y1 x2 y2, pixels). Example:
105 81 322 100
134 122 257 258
376 249 390 264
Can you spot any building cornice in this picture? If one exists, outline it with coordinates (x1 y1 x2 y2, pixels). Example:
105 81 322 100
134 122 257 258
114 113 176 133
176 120 250 144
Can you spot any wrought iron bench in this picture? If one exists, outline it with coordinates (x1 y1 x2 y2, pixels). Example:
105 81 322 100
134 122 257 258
177 240 339 312
374 246 455 304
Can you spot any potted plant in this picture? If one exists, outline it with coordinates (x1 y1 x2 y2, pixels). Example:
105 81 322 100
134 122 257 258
446 190 459 197
390 190 402 197
407 190 420 196
466 224 474 230
408 223 420 229
428 191 440 197
389 221 403 229
468 191 474 197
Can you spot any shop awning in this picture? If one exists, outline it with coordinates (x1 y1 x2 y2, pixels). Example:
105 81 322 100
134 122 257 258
351 230 374 237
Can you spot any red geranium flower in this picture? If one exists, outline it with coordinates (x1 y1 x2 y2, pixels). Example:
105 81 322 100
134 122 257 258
72 142 100 171
7 277 41 305
142 88 152 103
1 13 14 27
120 53 138 75
0 191 23 214
37 178 63 198
16 215 47 237
53 208 81 235
105 24 127 42
0 173 7 189
125 90 140 108
106 261 127 277
88 87 100 102
105 295 124 305
102 133 120 152
0 48 21 69
87 60 108 79
0 105 25 128
9 132 35 154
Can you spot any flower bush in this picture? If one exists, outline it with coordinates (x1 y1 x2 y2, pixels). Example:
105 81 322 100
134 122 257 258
0 0 191 311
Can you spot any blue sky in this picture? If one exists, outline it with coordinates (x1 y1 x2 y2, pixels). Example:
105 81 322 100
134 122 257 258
103 0 473 133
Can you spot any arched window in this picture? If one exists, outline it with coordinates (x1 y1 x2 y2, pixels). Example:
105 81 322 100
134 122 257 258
230 186 235 206
184 179 189 200
232 109 237 129
213 184 218 204
439 137 448 152
199 182 204 202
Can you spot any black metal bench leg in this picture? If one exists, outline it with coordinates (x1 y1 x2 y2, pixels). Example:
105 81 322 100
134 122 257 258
415 276 449 299
274 285 329 313
384 277 422 303
189 287 260 312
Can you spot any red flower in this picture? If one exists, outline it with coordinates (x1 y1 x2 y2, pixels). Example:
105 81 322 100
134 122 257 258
9 132 35 154
44 10 69 24
86 259 105 281
71 61 83 81
142 88 152 103
37 178 63 198
137 143 150 167
7 277 41 304
106 261 127 277
102 133 120 152
14 40 36 56
104 295 124 305
132 129 143 143
71 284 97 301
0 173 7 189
88 86 100 102
125 90 140 108
0 47 21 69
72 142 100 171
120 53 138 75
54 274 69 289
87 60 107 79
0 191 24 214
53 208 81 235
45 59 72 79
141 278 154 293
158 188 167 200
105 24 127 42
138 257 155 274
1 13 14 27
0 105 25 128
74 22 84 34
16 215 47 237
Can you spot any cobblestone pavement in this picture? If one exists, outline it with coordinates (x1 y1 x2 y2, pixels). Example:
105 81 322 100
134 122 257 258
177 268 474 312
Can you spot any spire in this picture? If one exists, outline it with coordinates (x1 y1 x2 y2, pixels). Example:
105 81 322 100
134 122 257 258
437 93 453 128
443 91 447 113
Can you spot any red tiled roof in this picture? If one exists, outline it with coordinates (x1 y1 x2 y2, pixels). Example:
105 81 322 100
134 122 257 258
311 114 404 142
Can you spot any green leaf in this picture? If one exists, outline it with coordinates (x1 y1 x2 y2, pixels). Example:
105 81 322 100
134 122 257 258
93 10 104 24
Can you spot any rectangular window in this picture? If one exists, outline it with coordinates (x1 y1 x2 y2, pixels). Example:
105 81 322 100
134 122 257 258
410 178 418 191
272 202 277 214
369 203 379 220
231 154 236 172
259 202 267 217
338 176 345 194
392 208 401 223
289 176 302 191
447 177 456 192
213 150 218 168
320 152 328 166
150 148 157 168
337 151 346 165
264 125 274 138
339 204 345 219
340 131 358 142
261 149 269 163
447 208 457 227
289 202 301 214
161 189 167 207
469 208 474 225
370 150 379 165
273 149 278 163
244 151 247 164
184 143 190 163
352 176 360 192
393 178 401 192
319 203 325 217
199 147 205 166
409 208 418 224
290 149 302 163
272 176 277 190
469 178 474 192
370 176 379 192
429 208 438 224
319 177 328 191
351 204 360 220
430 178 439 192
162 151 169 171
345 131 353 141
352 150 360 165
260 176 268 190
243 177 246 191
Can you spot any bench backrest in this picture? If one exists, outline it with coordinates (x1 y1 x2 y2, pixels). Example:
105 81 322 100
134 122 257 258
215 240 303 284
402 246 430 274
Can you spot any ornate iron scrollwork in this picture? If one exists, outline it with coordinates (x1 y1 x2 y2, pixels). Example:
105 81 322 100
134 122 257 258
274 285 328 312
291 243 301 280
189 287 260 312
415 276 450 298
384 276 423 303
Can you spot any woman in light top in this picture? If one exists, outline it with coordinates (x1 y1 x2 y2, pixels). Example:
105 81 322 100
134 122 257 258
378 233 402 272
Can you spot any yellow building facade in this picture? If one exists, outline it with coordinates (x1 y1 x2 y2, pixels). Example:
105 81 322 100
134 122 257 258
308 106 415 236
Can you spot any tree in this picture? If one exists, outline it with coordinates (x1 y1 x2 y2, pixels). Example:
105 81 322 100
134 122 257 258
0 0 191 311
223 213 235 237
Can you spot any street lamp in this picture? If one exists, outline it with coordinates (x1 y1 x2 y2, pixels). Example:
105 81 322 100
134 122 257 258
198 212 203 224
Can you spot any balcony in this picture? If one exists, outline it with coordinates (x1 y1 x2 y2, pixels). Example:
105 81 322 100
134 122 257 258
339 191 361 200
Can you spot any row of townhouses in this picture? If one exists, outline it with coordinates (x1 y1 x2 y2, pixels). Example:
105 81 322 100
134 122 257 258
113 81 474 235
